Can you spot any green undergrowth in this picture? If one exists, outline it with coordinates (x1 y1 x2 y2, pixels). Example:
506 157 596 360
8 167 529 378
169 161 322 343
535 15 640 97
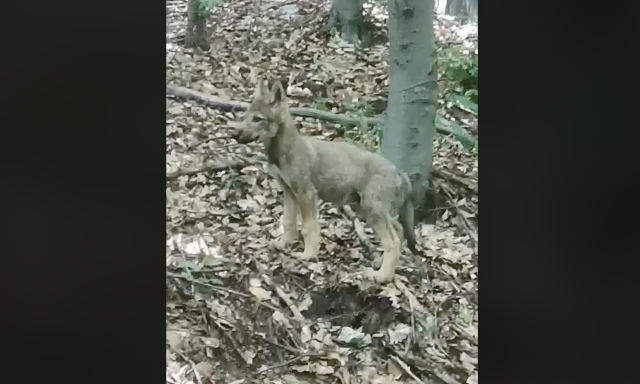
309 37 478 156
437 43 478 104
312 97 477 156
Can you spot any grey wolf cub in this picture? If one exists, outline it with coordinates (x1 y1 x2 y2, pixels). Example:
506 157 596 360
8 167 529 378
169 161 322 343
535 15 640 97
243 78 417 283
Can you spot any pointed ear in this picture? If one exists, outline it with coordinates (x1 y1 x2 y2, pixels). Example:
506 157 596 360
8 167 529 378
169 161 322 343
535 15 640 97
253 77 269 99
269 81 287 104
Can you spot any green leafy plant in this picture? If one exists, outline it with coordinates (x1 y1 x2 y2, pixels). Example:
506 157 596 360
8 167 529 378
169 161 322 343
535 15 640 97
311 97 329 111
450 93 477 115
437 45 478 103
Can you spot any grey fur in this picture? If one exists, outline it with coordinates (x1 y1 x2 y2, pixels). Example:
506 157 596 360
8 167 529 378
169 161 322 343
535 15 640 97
243 78 418 283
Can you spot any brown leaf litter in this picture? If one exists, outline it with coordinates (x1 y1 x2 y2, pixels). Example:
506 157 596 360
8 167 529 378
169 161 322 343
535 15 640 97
167 1 477 384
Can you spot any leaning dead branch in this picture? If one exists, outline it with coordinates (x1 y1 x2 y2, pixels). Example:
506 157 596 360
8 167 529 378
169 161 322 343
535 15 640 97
166 84 458 136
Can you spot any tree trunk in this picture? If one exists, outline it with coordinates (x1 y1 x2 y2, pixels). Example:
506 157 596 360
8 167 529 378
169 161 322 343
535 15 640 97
185 0 209 49
467 0 478 22
325 0 370 46
382 0 437 222
445 0 477 22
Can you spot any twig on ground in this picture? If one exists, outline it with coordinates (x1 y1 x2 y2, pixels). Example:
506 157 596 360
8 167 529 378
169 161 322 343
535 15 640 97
408 290 416 348
432 168 477 194
275 286 306 322
186 135 234 151
391 356 427 384
262 0 298 11
250 354 313 377
174 351 203 384
167 271 252 298
254 334 303 354
390 349 462 384
394 277 427 313
211 318 248 366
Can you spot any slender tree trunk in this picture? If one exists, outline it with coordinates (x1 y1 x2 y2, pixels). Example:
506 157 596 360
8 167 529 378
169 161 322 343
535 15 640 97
445 0 477 22
185 0 209 49
325 0 369 46
446 0 466 17
467 0 478 22
382 0 437 221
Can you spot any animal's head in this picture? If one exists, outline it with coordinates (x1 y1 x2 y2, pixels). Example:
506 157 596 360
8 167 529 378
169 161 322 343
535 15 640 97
243 77 290 140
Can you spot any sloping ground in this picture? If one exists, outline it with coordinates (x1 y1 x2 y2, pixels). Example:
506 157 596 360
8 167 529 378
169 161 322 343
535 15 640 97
166 1 478 384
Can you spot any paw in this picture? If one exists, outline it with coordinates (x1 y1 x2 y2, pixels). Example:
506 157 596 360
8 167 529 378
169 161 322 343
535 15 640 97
292 251 314 261
363 267 394 284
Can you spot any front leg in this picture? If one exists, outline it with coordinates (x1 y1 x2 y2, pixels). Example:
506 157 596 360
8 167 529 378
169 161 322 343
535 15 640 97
280 182 299 245
294 189 320 261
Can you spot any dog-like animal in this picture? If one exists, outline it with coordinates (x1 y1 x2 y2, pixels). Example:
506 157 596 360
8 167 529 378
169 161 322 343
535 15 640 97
242 79 417 283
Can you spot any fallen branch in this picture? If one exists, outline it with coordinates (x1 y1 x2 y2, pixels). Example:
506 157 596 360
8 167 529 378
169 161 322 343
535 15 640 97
262 0 299 11
166 84 457 136
174 351 203 384
166 160 248 181
167 272 252 298
432 168 477 194
391 356 427 384
275 286 306 322
250 354 315 378
390 349 463 384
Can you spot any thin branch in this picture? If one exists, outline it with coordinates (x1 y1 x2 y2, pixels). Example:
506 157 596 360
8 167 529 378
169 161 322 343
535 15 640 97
275 286 306 322
174 351 203 384
167 271 252 298
391 356 427 384
390 348 463 384
250 354 314 377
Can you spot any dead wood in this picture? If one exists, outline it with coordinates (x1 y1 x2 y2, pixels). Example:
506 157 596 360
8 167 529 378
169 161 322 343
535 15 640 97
166 84 456 136
432 168 477 194
166 160 248 181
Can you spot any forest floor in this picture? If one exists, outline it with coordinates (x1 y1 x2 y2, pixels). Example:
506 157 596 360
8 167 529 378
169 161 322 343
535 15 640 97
166 1 478 384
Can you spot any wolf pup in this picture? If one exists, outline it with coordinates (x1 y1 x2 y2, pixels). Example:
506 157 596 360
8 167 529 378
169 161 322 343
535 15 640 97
242 78 417 283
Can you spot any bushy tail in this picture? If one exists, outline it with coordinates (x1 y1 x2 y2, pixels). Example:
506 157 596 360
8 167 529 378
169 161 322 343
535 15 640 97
398 173 418 253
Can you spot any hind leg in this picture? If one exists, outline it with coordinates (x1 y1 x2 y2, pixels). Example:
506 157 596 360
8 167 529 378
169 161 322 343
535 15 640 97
366 212 401 283
360 178 402 282
373 217 404 269
269 175 299 250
